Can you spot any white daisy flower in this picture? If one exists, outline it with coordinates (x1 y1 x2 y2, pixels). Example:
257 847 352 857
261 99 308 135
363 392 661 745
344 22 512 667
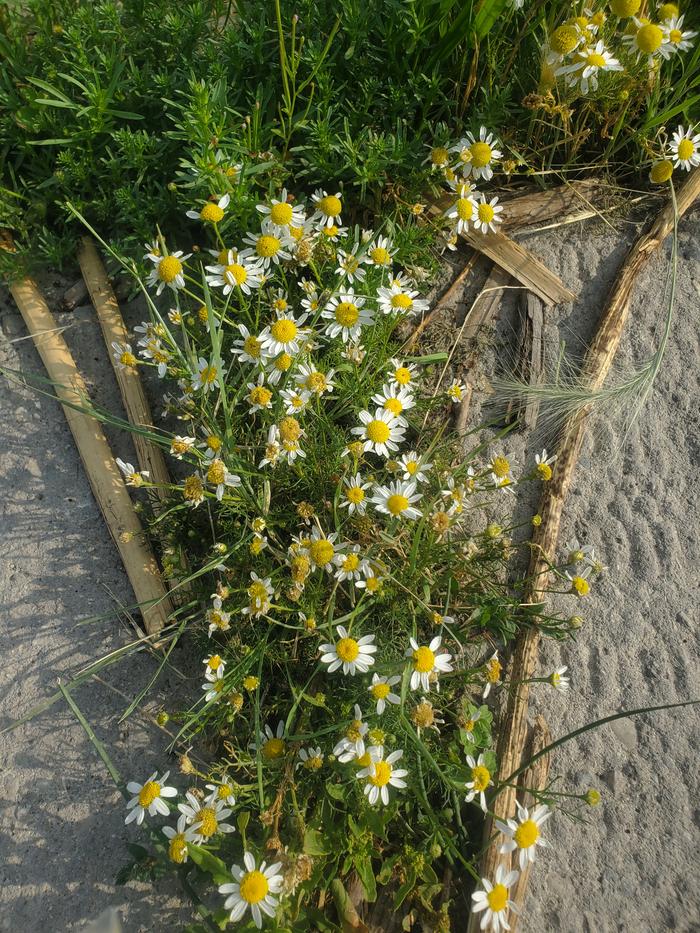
219 851 284 929
203 653 225 679
207 596 231 637
496 803 551 871
482 651 502 699
280 387 310 415
447 379 469 402
662 15 697 54
205 782 236 806
264 351 295 386
231 323 269 365
465 753 493 811
170 435 196 459
368 674 401 714
333 545 367 582
260 310 309 356
295 363 336 397
311 189 343 228
243 572 274 617
296 746 324 771
246 373 273 413
205 457 241 501
300 289 322 315
322 290 374 343
146 250 191 296
202 667 226 703
549 665 570 692
407 635 453 691
386 358 418 387
355 565 386 596
319 624 377 676
258 425 281 469
341 472 371 514
138 337 171 378
370 382 415 427
470 865 520 932
473 194 504 234
116 457 149 487
555 41 623 93
178 792 235 843
357 747 408 806
205 249 264 296
256 188 305 231
621 18 668 61
398 452 432 483
670 124 700 170
186 192 230 223
306 527 343 573
252 721 287 761
351 408 406 457
192 357 221 393
125 771 177 825
333 704 369 761
445 185 479 234
565 540 595 567
371 480 423 520
335 246 367 283
535 448 557 480
365 234 396 268
377 275 429 317
243 221 292 269
453 126 503 181
111 341 137 370
162 814 196 864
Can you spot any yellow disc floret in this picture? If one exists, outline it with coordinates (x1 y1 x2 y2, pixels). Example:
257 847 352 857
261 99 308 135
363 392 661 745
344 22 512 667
318 194 342 217
335 302 360 326
256 234 281 258
200 202 224 223
366 420 391 443
138 781 161 807
157 255 183 283
226 263 248 285
478 202 495 223
239 870 270 904
371 682 391 700
413 646 435 672
677 138 695 161
391 293 413 311
387 494 409 516
336 637 360 662
470 764 491 792
550 24 580 54
196 807 218 838
650 160 674 184
262 737 285 760
636 23 663 52
469 141 492 168
431 146 450 166
370 246 391 265
308 538 335 566
514 819 540 848
271 318 298 343
456 198 474 221
270 201 293 226
487 884 508 913
369 761 392 787
610 0 641 17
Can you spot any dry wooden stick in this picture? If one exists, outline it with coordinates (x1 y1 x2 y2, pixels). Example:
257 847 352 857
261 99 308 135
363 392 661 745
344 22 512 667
506 291 545 430
78 236 171 500
8 274 173 635
472 169 700 928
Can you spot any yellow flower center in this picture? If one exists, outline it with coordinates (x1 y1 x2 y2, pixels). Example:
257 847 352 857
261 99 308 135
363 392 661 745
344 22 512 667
394 366 411 385
318 194 342 217
200 202 224 223
343 554 360 572
248 580 269 603
120 351 137 367
289 224 304 240
200 365 218 385
387 493 410 516
274 353 293 372
431 146 449 165
279 416 301 441
514 819 540 848
491 455 510 478
537 462 553 481
138 781 161 807
346 485 365 504
335 301 359 326
243 675 259 690
391 292 413 311
610 0 640 16
157 256 183 283
366 419 391 443
370 246 391 265
365 576 380 593
677 138 695 161
243 335 262 358
384 397 403 416
183 476 204 501
571 575 590 596
469 141 492 168
323 224 339 238
207 460 225 485
309 539 335 566
196 807 218 838
218 784 233 799
270 201 293 225
336 637 360 662
271 318 298 343
262 737 285 760
486 883 508 913
306 755 323 771
256 234 281 258
371 682 391 700
650 159 674 183
239 870 270 904
636 23 663 52
225 262 248 285
249 386 272 407
470 764 491 792
355 751 371 767
369 761 392 787
669 28 682 44
456 197 474 221
487 658 502 683
168 835 187 863
587 51 607 67
658 3 678 20
306 371 328 392
413 646 435 672
207 655 222 670
405 460 418 475
478 202 495 223
550 24 580 54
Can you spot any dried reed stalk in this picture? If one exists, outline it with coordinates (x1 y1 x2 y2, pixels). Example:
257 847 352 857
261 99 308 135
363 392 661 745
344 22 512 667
470 170 700 930
8 274 172 634
78 236 171 500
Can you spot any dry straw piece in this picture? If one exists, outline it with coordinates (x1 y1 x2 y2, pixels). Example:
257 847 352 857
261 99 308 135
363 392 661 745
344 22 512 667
470 169 700 931
8 271 173 634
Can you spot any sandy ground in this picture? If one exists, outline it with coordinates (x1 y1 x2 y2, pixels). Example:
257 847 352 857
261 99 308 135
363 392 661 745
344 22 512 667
0 204 698 931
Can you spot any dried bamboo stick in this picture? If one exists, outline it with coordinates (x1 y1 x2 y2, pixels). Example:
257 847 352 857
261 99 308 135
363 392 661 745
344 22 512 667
8 274 172 635
472 170 700 927
78 236 171 500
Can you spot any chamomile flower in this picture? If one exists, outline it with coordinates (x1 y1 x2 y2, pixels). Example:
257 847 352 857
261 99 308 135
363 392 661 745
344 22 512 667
280 387 310 415
556 41 623 93
425 144 451 171
125 772 177 825
535 449 557 480
162 815 196 864
336 246 367 283
306 528 343 573
398 451 432 483
352 408 406 457
371 480 423 520
253 721 287 761
202 667 226 703
662 15 697 53
205 457 242 501
203 653 225 678
319 624 377 675
205 782 237 806
371 382 415 426
192 357 221 393
146 250 191 296
246 373 274 412
116 458 149 487
333 545 366 582
112 341 137 370
454 127 503 181
232 324 269 365
258 425 281 468
565 540 595 567
311 189 343 228
138 337 171 378
243 222 291 269
365 235 396 268
549 665 570 692
470 865 520 933
357 747 408 806
333 705 368 761
407 635 453 691
295 363 336 397
446 187 479 234
205 250 263 296
474 194 504 234
497 803 551 870
243 572 274 617
178 792 235 842
566 566 591 596
322 290 374 342
300 289 321 315
447 380 469 402
670 124 700 170
170 435 196 459
265 351 295 385
622 18 667 61
368 674 401 714
386 358 418 387
482 651 502 698
186 192 230 223
207 596 231 636
355 565 386 596
377 275 429 317
219 851 284 929
341 473 371 514
256 188 305 231
465 753 493 811
296 746 324 771
260 310 309 356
